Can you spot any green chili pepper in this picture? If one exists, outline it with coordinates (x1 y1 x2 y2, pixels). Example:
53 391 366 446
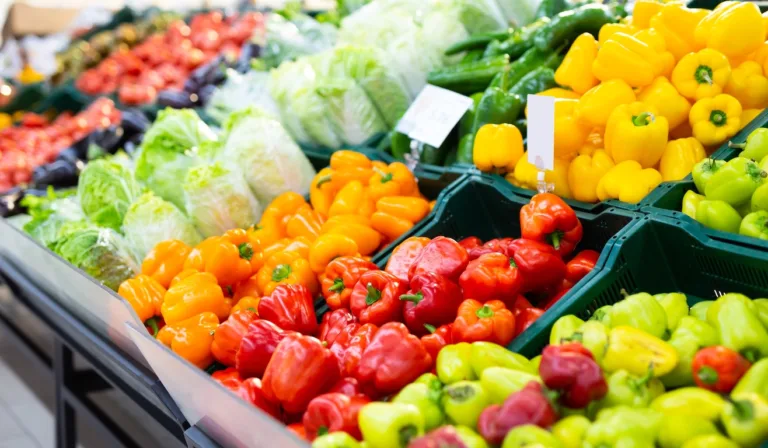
508 67 558 106
704 157 768 206
695 200 742 234
461 49 485 63
692 158 726 194
505 46 562 88
484 18 550 59
445 30 515 56
420 140 451 166
708 294 768 362
536 0 572 19
427 55 510 94
443 148 458 166
682 190 705 220
460 93 484 138
609 292 668 339
740 210 768 240
456 134 475 164
532 4 619 52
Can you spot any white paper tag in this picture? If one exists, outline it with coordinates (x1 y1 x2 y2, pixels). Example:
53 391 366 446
527 95 556 171
396 84 473 148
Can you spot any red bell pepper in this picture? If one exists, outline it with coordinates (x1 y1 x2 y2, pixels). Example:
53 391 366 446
420 324 453 365
287 423 307 441
564 249 600 284
692 346 752 393
385 237 430 283
511 295 533 313
400 272 463 336
355 322 432 395
258 284 319 335
349 271 405 326
539 342 607 409
408 236 469 282
409 426 470 448
210 309 259 367
318 309 358 346
459 253 524 303
458 236 483 251
211 368 280 419
321 257 378 310
506 239 566 293
452 299 516 346
303 393 371 440
328 377 363 397
520 193 583 257
514 307 545 337
235 319 295 378
332 323 379 378
468 237 514 260
542 279 574 311
477 381 558 445
262 334 340 414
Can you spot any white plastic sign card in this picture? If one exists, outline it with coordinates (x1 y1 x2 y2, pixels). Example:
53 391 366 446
527 94 556 171
396 84 473 148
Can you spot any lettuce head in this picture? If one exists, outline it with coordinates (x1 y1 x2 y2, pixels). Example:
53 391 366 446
77 158 142 231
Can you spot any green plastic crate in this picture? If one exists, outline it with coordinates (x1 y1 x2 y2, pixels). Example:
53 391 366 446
511 213 768 358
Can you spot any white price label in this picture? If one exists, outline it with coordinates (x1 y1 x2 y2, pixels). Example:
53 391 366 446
527 94 556 171
396 85 473 148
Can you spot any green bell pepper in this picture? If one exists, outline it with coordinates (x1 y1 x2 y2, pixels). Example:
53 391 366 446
704 157 767 206
392 376 445 431
733 358 768 400
750 183 768 212
590 305 613 327
707 294 768 362
311 432 360 448
441 381 491 429
661 316 719 388
682 190 705 220
600 369 665 409
569 320 609 364
358 402 424 448
584 406 661 448
650 388 725 422
752 299 768 330
690 301 713 321
609 292 668 339
502 424 562 448
692 159 726 195
471 68 523 133
509 67 559 106
657 415 719 448
437 342 476 385
721 393 768 447
552 415 590 448
680 435 739 448
654 293 689 337
480 366 541 404
695 200 742 233
707 293 756 317
455 426 490 448
471 341 534 376
740 210 768 240
731 128 768 161
549 315 585 345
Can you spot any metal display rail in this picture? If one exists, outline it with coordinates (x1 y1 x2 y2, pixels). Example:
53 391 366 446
0 255 187 448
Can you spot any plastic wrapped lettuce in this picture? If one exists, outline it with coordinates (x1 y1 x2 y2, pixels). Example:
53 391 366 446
183 162 262 238
53 228 139 291
21 189 91 249
262 13 338 68
268 59 326 146
454 0 507 33
140 108 217 153
122 193 202 261
77 158 142 232
217 107 316 204
316 76 388 146
497 0 541 27
205 70 280 125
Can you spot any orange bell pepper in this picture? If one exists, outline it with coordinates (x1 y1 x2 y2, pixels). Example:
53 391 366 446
328 181 370 217
141 240 191 289
118 274 165 335
308 233 360 274
370 196 430 242
230 296 260 315
233 274 262 300
255 250 319 296
318 150 374 191
184 237 222 272
170 268 199 287
161 272 231 325
368 162 418 202
310 167 336 218
157 312 219 369
202 230 255 287
211 308 259 366
285 204 324 241
321 217 381 256
261 192 307 233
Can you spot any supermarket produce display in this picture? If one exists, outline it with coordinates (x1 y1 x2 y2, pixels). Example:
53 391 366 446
3 0 768 447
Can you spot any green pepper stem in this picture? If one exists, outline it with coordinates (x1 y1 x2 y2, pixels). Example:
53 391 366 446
710 110 727 127
500 64 511 91
727 397 755 422
374 167 393 183
695 65 714 85
742 348 760 364
238 242 254 261
271 264 292 282
317 426 328 437
424 324 437 333
509 258 517 268
632 112 655 127
315 174 332 187
328 277 345 293
729 141 746 150
246 307 257 313
696 366 719 385
619 288 629 298
145 317 160 337
365 283 382 306
399 425 419 447
399 292 424 304
476 305 495 319
548 231 562 250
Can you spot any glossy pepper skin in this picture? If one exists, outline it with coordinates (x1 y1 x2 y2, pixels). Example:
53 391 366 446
477 381 558 446
308 234 360 275
602 326 679 377
696 200 742 233
564 250 599 284
318 309 358 346
692 346 751 393
349 270 405 326
471 341 534 377
161 272 231 325
605 101 669 168
682 191 705 220
690 94 743 146
520 193 583 257
552 415 590 448
392 373 445 431
657 415 721 448
118 274 165 334
638 76 692 131
453 299 516 347
584 406 662 447
655 293 689 334
705 157 767 206
420 324 453 366
733 358 768 399
593 32 664 88
258 284 318 335
672 49 732 101
311 432 359 448
725 61 768 110
650 3 708 61
553 99 591 161
320 257 378 311
601 368 665 409
440 381 492 431
692 159 726 194
437 342 476 385
401 272 463 336
707 294 768 363
358 402 424 448
740 211 768 240
408 237 469 283
255 250 318 297
567 150 615 203
507 238 566 293
540 342 608 409
609 292 668 339
141 239 191 288
459 253 524 304
733 128 768 162
385 237 430 284
261 334 340 414
332 323 378 379
662 316 720 389
211 368 280 419
473 123 524 174
722 393 768 447
157 312 219 369
575 79 637 128
512 153 573 199
235 319 294 378
651 387 726 422
410 425 489 448
660 138 707 182
210 309 259 367
514 308 545 338
555 32 598 94
480 367 542 405
695 1 764 60
302 393 370 441
371 196 430 241
355 322 432 396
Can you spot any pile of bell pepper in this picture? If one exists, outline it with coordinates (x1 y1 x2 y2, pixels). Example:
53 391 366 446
681 127 768 240
468 0 768 205
311 290 768 448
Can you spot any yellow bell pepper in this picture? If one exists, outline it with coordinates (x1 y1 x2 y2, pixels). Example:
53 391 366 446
524 88 581 117
308 233 359 274
554 99 590 161
659 137 707 181
671 49 732 101
741 109 764 130
321 215 381 256
575 79 637 128
0 113 11 131
555 33 599 94
632 0 665 29
725 61 768 110
161 272 231 325
650 3 709 61
593 32 664 88
598 23 638 45
513 152 572 199
328 180 370 217
255 250 319 296
633 28 676 78
670 120 693 139
637 76 691 130
600 326 679 377
157 312 219 369
473 123 524 173
568 149 615 203
689 94 743 146
597 160 663 204
17 65 44 84
579 128 605 156
605 102 669 168
695 1 764 60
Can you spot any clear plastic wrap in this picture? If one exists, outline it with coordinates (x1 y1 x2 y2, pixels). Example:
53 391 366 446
205 70 281 125
262 13 338 68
